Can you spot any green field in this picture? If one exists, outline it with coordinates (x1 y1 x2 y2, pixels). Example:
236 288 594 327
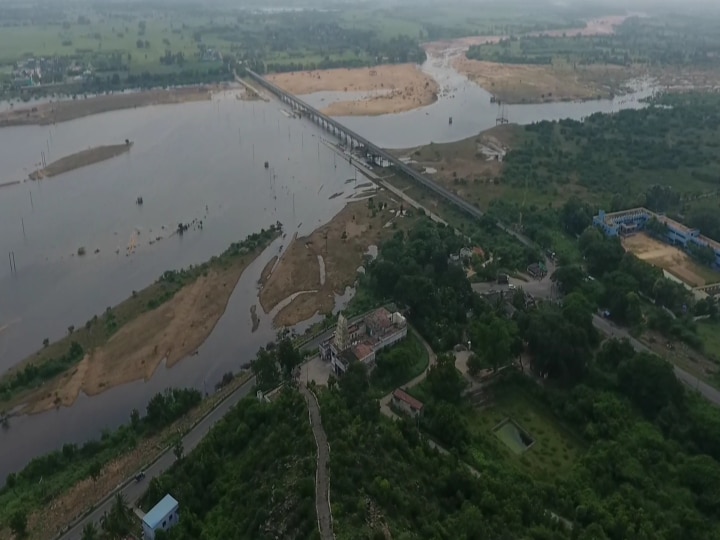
468 385 584 479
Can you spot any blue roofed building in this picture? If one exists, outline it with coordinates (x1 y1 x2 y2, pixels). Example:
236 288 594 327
593 208 720 267
142 494 179 540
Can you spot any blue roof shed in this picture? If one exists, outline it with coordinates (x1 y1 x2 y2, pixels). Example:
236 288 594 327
143 494 179 529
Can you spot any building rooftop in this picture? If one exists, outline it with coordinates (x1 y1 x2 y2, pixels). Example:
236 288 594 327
143 494 179 529
365 307 392 332
698 234 720 252
352 342 374 362
392 388 424 411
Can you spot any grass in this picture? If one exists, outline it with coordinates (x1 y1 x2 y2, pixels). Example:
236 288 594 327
697 321 720 364
467 384 584 480
370 330 430 398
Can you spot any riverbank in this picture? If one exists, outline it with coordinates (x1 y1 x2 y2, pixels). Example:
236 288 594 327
0 374 249 540
265 64 439 116
0 227 279 416
0 85 217 127
260 191 419 327
28 143 133 180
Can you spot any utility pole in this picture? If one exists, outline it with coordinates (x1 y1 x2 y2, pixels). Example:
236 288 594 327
29 190 33 211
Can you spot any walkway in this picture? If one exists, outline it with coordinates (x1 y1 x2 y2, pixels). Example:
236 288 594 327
299 384 335 540
379 327 437 418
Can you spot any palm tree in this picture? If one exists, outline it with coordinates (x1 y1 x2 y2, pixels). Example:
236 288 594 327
81 522 100 540
101 493 134 538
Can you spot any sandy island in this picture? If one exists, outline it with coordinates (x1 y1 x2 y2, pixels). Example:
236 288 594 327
266 64 439 116
0 85 216 128
29 143 133 180
2 234 276 415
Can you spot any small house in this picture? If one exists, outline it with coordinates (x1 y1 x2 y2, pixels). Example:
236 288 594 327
142 494 179 540
391 388 424 418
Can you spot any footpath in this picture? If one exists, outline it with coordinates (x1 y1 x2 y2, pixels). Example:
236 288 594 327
299 384 335 540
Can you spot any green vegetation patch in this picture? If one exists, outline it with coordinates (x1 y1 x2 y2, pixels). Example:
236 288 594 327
370 330 429 397
139 390 317 539
472 386 583 477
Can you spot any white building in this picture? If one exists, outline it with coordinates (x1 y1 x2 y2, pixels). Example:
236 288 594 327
320 308 407 376
142 494 179 540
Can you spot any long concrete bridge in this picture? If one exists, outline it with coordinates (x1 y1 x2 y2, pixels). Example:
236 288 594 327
245 69 538 250
246 71 488 218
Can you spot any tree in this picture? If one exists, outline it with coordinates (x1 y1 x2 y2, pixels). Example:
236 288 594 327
9 510 27 538
251 348 280 392
173 437 184 461
551 265 586 294
617 352 685 419
81 522 100 540
277 338 301 380
426 353 465 403
130 408 141 431
469 316 516 371
101 493 133 537
89 461 102 482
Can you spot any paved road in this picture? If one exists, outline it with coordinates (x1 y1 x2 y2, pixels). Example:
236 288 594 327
59 376 257 540
299 385 334 540
472 270 720 407
591 315 720 405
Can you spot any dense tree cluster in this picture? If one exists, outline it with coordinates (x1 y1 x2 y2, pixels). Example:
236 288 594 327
138 390 316 539
359 220 479 351
500 94 720 223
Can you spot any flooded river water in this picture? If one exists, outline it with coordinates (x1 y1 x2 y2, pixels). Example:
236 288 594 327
301 51 655 148
0 56 656 479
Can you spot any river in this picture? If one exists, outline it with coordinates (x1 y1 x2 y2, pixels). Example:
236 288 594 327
0 56 656 480
300 51 656 148
0 90 368 478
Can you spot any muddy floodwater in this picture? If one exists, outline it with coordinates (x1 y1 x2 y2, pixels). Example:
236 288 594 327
300 52 656 148
0 91 367 478
0 55 659 480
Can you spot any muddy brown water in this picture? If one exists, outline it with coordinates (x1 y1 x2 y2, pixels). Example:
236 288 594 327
0 91 364 479
0 57 659 479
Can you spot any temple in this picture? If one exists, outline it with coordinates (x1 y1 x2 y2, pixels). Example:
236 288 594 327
319 307 408 376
